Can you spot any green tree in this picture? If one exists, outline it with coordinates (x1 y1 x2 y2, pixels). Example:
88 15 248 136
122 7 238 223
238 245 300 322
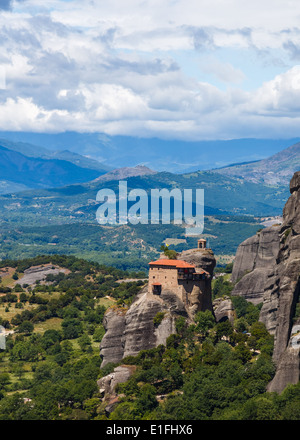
195 310 215 337
17 321 34 335
62 318 83 339
93 326 105 342
215 320 233 341
136 384 158 414
10 340 40 362
160 245 177 259
153 312 165 327
234 342 252 364
78 333 92 352
0 373 11 391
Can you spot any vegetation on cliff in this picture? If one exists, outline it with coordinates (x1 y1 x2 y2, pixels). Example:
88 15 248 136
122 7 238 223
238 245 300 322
105 306 300 420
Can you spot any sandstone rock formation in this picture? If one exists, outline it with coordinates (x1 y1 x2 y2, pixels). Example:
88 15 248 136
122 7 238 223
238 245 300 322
179 247 216 277
97 365 136 414
98 365 135 396
213 297 235 323
231 171 300 393
100 286 180 367
263 172 300 393
122 287 177 359
178 247 216 314
100 308 126 367
231 226 281 304
20 265 69 286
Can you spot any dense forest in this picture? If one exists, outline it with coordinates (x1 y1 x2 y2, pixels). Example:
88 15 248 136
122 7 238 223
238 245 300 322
0 255 299 420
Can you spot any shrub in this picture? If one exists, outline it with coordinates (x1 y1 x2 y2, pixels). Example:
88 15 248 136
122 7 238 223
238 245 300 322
153 312 165 327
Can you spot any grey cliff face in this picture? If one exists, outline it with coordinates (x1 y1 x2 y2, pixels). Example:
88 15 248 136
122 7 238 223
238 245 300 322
100 286 178 368
97 365 134 396
178 248 216 314
213 297 235 324
231 234 260 283
100 308 126 367
231 226 281 305
122 288 177 359
265 172 300 393
231 171 300 393
97 365 136 414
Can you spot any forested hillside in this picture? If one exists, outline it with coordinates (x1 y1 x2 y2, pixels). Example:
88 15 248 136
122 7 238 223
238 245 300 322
0 218 263 271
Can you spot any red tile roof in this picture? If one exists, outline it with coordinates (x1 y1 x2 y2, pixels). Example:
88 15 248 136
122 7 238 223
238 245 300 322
149 259 195 269
195 268 209 275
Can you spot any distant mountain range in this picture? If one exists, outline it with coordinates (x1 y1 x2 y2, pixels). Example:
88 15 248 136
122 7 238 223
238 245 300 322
0 165 290 228
213 142 300 185
0 140 109 194
0 135 298 217
0 138 110 173
0 136 298 269
0 131 299 173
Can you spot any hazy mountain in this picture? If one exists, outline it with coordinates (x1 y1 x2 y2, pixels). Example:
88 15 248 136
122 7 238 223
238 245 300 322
0 144 104 192
0 138 110 173
213 142 300 185
92 165 157 183
0 135 297 216
0 131 299 173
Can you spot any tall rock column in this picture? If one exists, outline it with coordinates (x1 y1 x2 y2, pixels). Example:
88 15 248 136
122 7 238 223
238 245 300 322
265 172 300 393
231 226 281 305
230 171 300 393
178 246 216 315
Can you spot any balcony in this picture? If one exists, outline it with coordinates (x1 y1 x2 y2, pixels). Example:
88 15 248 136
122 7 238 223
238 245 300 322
177 272 206 281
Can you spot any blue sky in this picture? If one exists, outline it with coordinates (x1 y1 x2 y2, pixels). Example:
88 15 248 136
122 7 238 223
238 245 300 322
1 0 300 142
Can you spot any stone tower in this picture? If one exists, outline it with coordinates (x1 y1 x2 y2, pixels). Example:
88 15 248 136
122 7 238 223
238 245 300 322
198 238 207 249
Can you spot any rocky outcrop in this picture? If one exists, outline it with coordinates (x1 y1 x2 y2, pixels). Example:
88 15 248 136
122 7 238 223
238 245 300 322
100 308 126 367
20 265 69 286
178 247 216 315
179 247 216 277
231 226 281 304
213 297 235 323
97 365 136 415
122 288 177 359
98 365 135 396
231 171 300 393
100 286 180 367
267 321 300 393
100 247 216 368
263 173 300 393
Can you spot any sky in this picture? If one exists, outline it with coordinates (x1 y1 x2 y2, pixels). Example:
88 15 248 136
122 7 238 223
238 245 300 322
1 0 300 141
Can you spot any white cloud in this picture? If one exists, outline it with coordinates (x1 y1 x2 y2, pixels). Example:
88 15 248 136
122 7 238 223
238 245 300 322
0 0 300 140
199 57 246 84
246 66 300 115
